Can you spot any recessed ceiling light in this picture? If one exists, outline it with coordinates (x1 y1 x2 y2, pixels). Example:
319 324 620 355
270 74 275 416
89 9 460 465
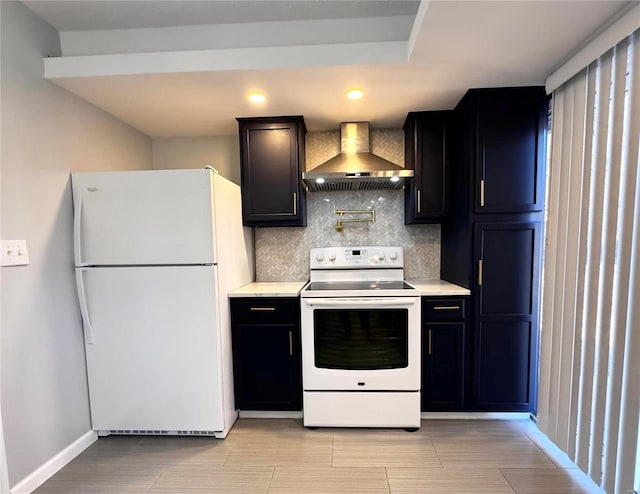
346 89 364 100
248 92 266 103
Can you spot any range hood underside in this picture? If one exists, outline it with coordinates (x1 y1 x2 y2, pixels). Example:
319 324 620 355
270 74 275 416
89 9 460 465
302 152 413 192
305 176 410 192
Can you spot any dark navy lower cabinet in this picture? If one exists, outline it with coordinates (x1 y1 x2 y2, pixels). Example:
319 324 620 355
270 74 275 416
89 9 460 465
471 222 542 412
421 297 468 411
230 297 302 411
473 320 534 409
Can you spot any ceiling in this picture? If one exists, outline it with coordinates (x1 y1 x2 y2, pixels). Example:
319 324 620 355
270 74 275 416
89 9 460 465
23 1 422 30
24 0 635 137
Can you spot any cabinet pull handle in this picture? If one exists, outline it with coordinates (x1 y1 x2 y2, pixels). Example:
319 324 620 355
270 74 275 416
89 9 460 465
293 192 297 216
250 307 276 311
417 189 421 213
433 306 460 310
480 145 486 207
428 329 432 355
289 331 293 356
478 259 483 286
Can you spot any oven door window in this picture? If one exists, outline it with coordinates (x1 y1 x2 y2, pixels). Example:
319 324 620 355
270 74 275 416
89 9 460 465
313 309 408 370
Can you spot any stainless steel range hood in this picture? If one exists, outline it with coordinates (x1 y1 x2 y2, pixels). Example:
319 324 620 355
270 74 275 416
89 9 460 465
302 122 412 192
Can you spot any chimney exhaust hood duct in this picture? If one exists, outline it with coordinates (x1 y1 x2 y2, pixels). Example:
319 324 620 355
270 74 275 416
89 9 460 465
302 122 412 192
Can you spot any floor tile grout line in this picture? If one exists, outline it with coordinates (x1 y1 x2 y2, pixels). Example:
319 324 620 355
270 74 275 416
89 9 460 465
430 431 442 466
524 431 563 470
145 461 169 494
384 466 392 494
222 442 232 466
430 435 441 460
498 467 520 494
266 466 276 494
331 434 334 467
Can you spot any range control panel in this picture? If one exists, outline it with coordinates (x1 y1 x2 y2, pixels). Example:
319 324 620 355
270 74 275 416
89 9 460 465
310 246 403 269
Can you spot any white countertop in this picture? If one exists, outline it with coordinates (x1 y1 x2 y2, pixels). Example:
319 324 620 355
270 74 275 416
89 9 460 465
229 281 308 298
406 279 471 296
230 280 469 297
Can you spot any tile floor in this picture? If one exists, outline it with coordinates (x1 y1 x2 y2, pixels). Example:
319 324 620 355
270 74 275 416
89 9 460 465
34 418 603 493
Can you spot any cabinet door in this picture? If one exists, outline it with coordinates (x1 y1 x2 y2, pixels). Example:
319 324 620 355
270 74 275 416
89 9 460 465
472 222 542 411
404 111 451 223
474 320 533 409
422 322 465 411
232 323 301 411
238 117 306 227
474 89 547 214
81 266 224 431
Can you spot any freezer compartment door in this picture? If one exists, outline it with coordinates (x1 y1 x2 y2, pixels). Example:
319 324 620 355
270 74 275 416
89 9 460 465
78 265 225 432
72 169 216 266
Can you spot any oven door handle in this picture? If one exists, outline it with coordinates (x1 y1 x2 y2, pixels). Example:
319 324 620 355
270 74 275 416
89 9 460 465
303 298 419 307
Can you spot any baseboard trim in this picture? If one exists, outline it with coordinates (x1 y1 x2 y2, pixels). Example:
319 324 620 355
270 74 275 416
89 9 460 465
237 411 530 420
239 411 303 419
10 430 97 494
421 412 532 420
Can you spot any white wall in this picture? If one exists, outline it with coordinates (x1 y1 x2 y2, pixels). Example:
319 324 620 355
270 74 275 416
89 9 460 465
152 136 240 185
0 1 152 488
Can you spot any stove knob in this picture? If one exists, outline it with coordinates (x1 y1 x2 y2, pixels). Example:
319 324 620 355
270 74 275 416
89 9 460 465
389 251 398 261
378 251 386 260
328 252 336 262
315 253 325 262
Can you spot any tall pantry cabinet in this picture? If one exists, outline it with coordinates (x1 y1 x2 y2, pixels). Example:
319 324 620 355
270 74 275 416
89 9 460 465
442 87 548 412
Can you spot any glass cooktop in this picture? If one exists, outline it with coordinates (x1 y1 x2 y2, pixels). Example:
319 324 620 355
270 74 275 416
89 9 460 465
306 280 416 291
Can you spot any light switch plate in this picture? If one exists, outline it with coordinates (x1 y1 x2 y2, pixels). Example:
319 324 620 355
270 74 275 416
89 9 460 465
1 240 30 266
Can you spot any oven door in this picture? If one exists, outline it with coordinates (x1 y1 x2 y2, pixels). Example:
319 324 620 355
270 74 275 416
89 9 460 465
301 297 420 391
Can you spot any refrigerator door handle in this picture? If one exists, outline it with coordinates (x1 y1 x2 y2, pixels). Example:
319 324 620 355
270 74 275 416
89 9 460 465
75 268 95 344
73 190 86 267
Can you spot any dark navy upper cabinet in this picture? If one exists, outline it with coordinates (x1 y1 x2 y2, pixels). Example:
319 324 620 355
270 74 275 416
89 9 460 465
456 87 548 215
404 111 453 224
237 116 307 227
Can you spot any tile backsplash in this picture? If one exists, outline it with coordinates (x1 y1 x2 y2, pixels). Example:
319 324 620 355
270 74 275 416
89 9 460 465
255 128 440 281
305 129 404 170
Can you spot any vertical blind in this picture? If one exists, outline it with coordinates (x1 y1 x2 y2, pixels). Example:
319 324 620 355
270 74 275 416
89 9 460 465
537 30 640 493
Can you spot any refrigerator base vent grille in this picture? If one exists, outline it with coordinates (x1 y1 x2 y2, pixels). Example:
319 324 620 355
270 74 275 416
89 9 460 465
105 430 218 436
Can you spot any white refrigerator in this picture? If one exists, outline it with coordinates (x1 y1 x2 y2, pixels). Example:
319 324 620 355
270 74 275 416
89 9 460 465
72 169 254 438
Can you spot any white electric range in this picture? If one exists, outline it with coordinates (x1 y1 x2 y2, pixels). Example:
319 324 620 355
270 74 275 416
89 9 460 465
300 246 421 429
